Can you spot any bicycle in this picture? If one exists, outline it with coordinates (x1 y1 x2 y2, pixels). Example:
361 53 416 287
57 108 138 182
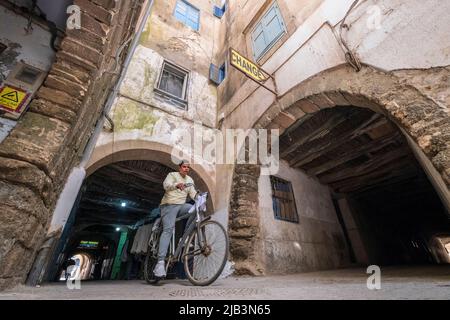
143 184 229 286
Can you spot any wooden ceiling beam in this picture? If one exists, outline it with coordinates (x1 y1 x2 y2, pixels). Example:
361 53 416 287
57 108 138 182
330 160 417 192
280 111 352 158
289 113 384 168
306 132 402 176
318 146 411 184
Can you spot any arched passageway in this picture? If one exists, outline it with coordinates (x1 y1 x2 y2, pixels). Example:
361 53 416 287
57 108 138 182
48 154 214 283
278 106 449 266
228 65 450 275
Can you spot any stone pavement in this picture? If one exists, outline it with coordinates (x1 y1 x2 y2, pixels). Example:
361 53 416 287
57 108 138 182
1 266 449 300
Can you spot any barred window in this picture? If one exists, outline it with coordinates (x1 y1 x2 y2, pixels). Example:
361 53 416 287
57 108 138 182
270 176 299 223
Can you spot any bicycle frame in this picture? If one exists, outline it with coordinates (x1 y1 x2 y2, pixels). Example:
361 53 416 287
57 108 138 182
152 192 209 269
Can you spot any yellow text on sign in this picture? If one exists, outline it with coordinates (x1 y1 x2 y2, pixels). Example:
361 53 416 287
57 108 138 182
0 86 28 112
230 49 268 82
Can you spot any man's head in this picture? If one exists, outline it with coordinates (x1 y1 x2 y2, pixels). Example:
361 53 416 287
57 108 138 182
179 160 190 177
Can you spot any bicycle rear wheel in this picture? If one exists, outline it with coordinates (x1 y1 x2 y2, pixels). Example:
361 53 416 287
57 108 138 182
183 220 229 286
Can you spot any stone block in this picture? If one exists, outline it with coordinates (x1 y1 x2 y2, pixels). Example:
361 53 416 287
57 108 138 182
66 28 106 52
36 87 82 112
61 38 102 66
75 0 115 25
29 99 77 125
0 181 48 223
0 113 71 172
307 93 335 109
80 11 110 37
0 157 51 198
296 99 320 114
44 74 88 99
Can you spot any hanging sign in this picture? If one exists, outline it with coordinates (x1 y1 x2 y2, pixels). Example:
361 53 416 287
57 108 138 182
229 48 277 95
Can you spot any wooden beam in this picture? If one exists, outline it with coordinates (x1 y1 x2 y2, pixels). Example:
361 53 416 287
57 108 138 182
289 113 384 168
318 146 410 184
330 159 417 192
306 132 402 176
280 111 353 158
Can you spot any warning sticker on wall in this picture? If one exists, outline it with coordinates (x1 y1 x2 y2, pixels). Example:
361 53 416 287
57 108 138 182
0 85 30 114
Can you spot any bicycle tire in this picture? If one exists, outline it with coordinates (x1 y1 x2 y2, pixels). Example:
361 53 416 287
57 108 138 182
183 220 229 286
143 250 157 284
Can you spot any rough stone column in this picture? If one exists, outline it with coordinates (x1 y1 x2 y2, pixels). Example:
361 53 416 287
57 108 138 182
228 164 265 275
0 0 144 290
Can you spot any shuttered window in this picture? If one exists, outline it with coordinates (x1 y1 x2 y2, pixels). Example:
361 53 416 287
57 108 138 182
270 176 299 223
174 0 200 31
251 2 286 60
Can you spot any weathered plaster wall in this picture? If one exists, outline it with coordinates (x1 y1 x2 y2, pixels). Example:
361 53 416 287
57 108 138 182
0 4 60 143
220 0 450 130
258 161 350 273
91 0 221 212
119 46 216 127
0 6 56 80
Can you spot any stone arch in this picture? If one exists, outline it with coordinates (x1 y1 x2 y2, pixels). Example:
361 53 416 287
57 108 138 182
255 64 450 191
86 139 216 211
229 64 450 275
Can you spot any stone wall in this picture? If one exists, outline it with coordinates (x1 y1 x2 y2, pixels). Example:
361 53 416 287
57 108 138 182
0 0 145 290
228 164 265 275
258 161 351 274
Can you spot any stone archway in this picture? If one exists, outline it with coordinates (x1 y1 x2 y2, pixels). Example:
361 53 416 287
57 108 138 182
86 139 216 210
257 65 450 191
228 64 450 275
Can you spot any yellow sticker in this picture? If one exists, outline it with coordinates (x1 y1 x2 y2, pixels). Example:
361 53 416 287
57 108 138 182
0 85 30 113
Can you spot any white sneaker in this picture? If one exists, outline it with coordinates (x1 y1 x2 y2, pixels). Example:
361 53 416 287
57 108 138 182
153 260 166 278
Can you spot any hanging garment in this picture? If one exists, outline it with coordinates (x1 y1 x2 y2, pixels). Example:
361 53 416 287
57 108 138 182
131 223 153 255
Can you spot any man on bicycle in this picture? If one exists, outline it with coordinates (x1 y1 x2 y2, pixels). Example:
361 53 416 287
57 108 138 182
153 160 197 278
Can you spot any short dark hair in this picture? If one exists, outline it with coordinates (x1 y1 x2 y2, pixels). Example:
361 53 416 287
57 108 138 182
179 160 190 167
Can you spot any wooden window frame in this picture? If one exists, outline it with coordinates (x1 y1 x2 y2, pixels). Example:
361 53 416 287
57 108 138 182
155 60 189 109
270 175 299 223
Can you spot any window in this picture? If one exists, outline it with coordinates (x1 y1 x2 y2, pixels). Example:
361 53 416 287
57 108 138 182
174 0 200 31
270 176 299 223
209 63 226 85
155 61 189 109
251 2 286 61
213 3 226 18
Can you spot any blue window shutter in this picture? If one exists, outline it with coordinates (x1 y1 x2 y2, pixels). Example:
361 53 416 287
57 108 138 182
263 4 284 46
251 2 285 60
174 0 200 31
252 22 267 59
209 64 220 85
219 64 226 82
213 5 224 18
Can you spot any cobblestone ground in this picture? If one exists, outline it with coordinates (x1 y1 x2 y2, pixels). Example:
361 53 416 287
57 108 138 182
1 266 449 300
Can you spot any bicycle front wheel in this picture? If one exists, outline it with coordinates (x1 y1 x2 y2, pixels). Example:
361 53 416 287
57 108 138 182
183 220 229 286
143 250 157 284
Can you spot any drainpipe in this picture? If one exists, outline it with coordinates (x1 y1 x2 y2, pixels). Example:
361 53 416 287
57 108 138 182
26 0 155 286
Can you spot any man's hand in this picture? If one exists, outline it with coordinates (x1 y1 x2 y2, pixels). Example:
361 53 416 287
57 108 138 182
176 183 185 191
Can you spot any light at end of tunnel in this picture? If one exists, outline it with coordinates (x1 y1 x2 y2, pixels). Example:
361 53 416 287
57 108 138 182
121 202 127 207
116 227 120 232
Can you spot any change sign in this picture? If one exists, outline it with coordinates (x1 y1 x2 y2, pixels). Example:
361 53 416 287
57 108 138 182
230 48 269 82
0 85 30 114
